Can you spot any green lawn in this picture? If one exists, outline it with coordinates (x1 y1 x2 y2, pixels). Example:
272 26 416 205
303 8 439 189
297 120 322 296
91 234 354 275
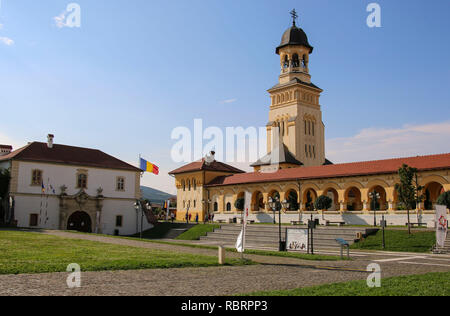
350 229 436 253
176 224 220 240
243 272 450 296
0 231 249 275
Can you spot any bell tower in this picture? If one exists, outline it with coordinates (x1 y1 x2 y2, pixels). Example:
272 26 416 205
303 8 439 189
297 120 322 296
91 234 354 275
261 10 327 169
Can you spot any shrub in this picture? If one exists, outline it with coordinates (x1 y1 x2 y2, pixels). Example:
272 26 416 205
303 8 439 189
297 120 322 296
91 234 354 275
437 191 450 209
314 195 332 211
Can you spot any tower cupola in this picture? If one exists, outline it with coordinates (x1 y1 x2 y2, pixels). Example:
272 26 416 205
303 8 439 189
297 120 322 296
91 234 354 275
276 9 313 84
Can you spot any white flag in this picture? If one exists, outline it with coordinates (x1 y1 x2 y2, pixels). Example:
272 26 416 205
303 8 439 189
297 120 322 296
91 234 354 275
436 205 448 248
235 230 244 253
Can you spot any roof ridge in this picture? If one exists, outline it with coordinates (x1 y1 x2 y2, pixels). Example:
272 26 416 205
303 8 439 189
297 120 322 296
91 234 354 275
326 152 450 167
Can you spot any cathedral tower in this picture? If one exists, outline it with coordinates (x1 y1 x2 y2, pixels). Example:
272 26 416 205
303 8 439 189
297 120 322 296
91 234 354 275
252 10 328 171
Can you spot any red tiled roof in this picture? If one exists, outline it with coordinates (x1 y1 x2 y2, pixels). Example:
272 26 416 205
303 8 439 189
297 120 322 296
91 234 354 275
206 153 450 187
0 142 141 172
169 159 245 175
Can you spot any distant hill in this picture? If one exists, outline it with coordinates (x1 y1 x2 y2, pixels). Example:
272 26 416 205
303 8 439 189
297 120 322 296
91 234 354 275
140 186 175 204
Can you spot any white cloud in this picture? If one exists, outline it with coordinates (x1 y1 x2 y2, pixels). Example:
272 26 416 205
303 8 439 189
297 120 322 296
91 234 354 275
326 121 450 164
0 37 14 46
220 98 237 104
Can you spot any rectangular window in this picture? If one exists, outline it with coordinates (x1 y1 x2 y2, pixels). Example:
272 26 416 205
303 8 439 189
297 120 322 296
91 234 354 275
305 144 308 157
29 214 38 227
77 174 87 189
312 122 315 136
31 170 42 186
116 177 125 191
116 215 123 227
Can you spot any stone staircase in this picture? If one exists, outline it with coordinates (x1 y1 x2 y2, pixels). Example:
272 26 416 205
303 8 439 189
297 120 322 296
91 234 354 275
199 224 378 251
432 231 449 254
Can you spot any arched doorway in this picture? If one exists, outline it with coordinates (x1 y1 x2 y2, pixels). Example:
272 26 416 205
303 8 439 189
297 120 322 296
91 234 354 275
251 191 265 212
345 187 362 211
303 188 317 211
286 190 299 211
368 186 387 211
424 182 444 210
67 211 92 233
323 188 339 211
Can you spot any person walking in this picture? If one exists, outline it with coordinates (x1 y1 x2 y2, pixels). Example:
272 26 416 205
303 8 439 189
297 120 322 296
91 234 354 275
195 213 199 224
171 212 175 223
185 211 189 224
189 213 192 222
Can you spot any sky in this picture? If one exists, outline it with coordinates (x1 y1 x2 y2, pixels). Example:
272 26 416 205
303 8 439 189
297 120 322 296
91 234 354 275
0 0 449 194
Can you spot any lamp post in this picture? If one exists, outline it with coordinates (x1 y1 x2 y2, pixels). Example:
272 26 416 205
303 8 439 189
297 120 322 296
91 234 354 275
268 197 276 224
134 200 147 239
269 197 286 251
369 191 380 227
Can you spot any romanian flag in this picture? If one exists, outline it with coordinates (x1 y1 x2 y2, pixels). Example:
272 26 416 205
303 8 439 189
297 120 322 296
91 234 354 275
140 158 159 175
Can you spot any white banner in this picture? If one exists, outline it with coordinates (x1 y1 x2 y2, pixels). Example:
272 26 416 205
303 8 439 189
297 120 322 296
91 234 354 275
286 228 309 252
435 205 448 248
236 191 252 253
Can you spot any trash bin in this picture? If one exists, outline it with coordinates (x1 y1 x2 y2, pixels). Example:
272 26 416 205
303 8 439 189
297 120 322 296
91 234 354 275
279 241 286 252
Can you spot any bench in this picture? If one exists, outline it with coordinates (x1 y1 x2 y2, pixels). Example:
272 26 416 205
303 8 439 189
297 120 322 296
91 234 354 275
407 223 427 228
326 220 346 227
291 221 303 226
335 238 350 259
239 219 255 224
216 219 226 224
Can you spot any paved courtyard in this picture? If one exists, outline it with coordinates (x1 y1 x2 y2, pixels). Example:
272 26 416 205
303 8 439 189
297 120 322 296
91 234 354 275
0 231 449 296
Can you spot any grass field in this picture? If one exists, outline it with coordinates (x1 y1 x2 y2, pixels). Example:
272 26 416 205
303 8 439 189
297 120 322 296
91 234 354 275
176 224 220 240
244 272 450 296
350 229 435 253
0 231 249 275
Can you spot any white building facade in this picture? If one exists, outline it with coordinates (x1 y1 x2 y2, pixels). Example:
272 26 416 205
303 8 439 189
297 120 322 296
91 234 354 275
0 135 153 235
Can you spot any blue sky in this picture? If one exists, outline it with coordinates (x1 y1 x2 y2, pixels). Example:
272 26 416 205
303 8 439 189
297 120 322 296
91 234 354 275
1 0 449 194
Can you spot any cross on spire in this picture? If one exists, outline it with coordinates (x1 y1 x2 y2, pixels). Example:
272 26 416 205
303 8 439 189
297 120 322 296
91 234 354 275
290 9 298 27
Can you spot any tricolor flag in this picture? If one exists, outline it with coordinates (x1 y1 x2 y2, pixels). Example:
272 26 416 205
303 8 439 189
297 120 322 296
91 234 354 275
140 158 159 175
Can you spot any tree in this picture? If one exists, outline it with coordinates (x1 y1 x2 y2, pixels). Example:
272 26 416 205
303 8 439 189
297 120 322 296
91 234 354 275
395 164 423 234
314 195 332 211
234 198 245 211
437 191 450 209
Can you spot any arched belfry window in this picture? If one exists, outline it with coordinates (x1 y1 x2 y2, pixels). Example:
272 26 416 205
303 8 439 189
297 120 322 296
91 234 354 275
283 55 289 68
292 54 299 68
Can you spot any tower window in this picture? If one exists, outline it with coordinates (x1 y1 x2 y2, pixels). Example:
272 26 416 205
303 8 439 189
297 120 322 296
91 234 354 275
292 54 299 67
305 144 308 157
312 122 315 136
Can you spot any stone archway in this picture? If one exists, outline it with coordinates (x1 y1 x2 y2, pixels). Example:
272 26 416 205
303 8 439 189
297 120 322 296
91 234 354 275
67 211 92 233
59 189 103 234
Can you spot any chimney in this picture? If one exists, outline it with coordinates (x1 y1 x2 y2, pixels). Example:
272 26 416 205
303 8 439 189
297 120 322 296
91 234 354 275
0 145 12 156
47 134 54 148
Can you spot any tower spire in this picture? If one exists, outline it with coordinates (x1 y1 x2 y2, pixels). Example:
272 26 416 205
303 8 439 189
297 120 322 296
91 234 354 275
290 9 298 27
